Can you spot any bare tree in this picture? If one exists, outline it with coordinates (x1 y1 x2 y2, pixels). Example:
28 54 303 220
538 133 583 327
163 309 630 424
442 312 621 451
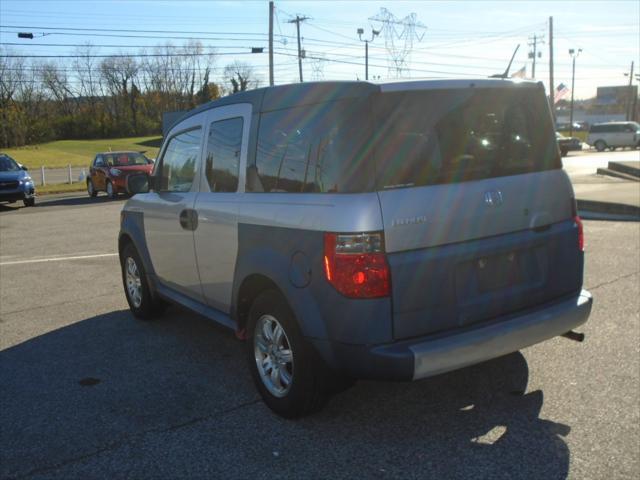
39 61 77 114
223 61 260 94
100 55 140 133
0 49 24 146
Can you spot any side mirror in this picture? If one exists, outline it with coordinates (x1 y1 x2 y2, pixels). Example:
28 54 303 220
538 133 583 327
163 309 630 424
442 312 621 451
126 173 150 195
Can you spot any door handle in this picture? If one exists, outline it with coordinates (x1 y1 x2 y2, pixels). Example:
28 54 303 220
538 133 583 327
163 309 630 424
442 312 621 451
179 209 198 231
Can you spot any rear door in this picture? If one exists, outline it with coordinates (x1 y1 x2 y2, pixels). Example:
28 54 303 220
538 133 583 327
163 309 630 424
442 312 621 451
373 85 582 339
143 114 205 301
193 103 251 313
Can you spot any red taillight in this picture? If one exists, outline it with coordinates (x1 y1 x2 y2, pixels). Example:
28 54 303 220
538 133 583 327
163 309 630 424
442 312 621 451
574 215 584 251
323 232 390 298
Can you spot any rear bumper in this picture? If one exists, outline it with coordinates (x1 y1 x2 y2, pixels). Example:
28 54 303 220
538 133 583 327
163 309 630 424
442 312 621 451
325 290 592 381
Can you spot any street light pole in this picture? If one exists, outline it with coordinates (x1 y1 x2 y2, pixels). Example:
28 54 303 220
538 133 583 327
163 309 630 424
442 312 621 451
569 48 582 137
357 27 379 81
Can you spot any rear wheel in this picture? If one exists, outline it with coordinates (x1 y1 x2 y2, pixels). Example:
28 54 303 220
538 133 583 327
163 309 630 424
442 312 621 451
87 179 97 197
246 290 331 418
120 243 165 320
595 140 607 152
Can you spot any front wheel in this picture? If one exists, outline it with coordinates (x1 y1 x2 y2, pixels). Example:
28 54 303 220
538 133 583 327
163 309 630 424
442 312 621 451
87 179 97 197
246 290 331 418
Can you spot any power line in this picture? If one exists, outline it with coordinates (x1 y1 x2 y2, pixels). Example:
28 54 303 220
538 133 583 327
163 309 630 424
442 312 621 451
0 42 253 50
0 24 273 37
0 52 257 58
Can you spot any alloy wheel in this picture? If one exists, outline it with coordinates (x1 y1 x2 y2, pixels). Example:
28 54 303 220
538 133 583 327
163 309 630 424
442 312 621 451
254 314 294 398
125 256 143 308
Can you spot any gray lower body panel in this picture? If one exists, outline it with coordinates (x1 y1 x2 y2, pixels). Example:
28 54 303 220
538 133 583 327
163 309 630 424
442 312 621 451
323 290 592 381
410 290 592 379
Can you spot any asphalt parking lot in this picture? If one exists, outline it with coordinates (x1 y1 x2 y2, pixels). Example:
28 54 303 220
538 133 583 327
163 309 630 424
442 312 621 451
0 194 638 479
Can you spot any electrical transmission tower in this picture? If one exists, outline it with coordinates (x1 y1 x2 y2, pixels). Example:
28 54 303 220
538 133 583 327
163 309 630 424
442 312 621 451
310 53 326 81
369 8 426 78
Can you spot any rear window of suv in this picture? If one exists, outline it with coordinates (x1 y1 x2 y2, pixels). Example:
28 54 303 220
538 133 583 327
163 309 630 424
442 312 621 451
372 87 561 189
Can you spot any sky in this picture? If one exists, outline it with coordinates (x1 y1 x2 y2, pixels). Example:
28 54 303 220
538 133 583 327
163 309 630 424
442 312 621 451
1 0 638 99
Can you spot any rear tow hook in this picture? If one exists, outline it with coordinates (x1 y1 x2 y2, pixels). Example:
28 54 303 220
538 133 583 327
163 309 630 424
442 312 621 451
562 330 585 342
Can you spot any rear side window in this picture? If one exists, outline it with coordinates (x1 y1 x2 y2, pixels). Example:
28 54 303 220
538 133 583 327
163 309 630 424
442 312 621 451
205 117 243 192
159 128 202 192
250 99 373 193
373 87 561 189
591 124 616 133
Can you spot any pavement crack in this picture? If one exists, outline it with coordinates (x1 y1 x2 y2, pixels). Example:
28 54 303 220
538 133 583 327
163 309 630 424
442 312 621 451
9 398 262 480
158 398 262 433
586 270 639 292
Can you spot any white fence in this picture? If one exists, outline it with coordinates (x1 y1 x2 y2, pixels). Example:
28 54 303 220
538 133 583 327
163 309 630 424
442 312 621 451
33 166 88 186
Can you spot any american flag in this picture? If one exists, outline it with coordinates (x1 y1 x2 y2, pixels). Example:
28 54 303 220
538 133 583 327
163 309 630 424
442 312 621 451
554 83 570 104
510 66 526 79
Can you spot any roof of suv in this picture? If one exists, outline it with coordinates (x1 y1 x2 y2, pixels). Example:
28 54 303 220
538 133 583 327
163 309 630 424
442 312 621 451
176 78 542 128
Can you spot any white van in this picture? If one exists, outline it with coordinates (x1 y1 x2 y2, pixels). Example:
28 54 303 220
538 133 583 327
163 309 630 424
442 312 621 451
587 122 640 151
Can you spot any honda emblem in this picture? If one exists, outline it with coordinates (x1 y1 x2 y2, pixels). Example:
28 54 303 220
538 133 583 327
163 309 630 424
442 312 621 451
484 190 503 207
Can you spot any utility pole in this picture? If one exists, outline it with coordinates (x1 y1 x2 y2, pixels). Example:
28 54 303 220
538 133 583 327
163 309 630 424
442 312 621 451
569 48 582 137
548 17 555 117
268 1 274 86
528 34 543 79
288 15 309 82
626 61 634 121
357 27 380 81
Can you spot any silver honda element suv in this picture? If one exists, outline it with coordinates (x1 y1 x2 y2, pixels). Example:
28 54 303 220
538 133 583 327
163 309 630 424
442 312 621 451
120 80 592 417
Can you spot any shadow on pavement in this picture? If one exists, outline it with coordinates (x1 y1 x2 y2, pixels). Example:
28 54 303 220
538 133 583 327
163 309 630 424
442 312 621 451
0 308 570 479
34 195 127 208
0 202 23 212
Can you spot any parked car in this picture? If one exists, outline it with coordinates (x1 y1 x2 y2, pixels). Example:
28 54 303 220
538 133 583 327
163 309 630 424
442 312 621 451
0 153 36 207
120 80 593 418
87 151 154 199
586 121 640 151
556 132 582 156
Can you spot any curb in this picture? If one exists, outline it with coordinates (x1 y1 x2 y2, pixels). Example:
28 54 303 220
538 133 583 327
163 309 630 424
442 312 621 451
595 168 640 182
577 199 640 221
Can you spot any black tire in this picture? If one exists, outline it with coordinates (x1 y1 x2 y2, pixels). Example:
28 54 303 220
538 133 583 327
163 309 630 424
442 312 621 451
23 197 35 207
560 148 568 157
106 180 117 199
87 179 97 197
595 140 607 152
246 290 331 418
120 243 165 320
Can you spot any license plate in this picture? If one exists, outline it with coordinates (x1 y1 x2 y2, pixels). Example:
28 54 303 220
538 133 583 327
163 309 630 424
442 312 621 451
477 251 522 292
